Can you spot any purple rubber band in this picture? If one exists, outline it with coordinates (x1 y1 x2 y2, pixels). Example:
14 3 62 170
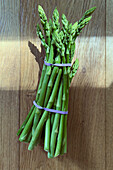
44 60 72 67
33 101 68 114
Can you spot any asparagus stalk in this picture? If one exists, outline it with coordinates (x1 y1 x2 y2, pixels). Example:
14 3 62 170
51 98 57 126
54 103 65 157
60 46 70 154
44 113 51 151
47 98 57 154
28 69 62 150
60 74 69 154
44 60 60 107
53 16 70 156
54 46 67 157
48 81 63 157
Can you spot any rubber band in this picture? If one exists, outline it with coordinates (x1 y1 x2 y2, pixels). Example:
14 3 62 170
33 101 68 114
44 60 72 67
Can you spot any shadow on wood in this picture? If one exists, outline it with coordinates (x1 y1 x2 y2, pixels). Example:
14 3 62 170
28 41 45 92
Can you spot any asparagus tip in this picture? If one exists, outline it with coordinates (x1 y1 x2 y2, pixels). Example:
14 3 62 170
85 6 96 17
38 5 43 11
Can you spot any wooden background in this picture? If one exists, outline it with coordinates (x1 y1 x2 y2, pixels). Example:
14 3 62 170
0 0 113 169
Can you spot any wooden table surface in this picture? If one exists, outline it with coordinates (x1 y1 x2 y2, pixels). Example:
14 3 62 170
0 0 113 170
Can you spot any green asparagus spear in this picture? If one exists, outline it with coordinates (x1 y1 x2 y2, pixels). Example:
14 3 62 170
48 81 63 157
54 45 67 157
44 113 51 152
38 5 50 45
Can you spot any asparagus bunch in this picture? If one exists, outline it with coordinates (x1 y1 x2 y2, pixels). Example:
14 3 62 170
17 5 96 158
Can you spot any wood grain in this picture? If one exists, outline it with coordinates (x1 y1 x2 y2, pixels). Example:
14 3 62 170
106 0 113 169
0 1 20 170
1 0 113 169
19 0 105 170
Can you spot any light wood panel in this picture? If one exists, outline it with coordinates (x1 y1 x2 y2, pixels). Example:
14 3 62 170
0 0 20 170
19 0 105 170
106 0 113 169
